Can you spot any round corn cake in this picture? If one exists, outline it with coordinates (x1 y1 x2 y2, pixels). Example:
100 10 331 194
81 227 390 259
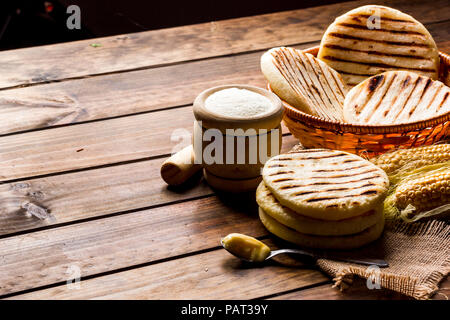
262 149 389 220
344 71 450 125
317 5 440 86
259 208 385 249
261 46 348 121
256 182 383 236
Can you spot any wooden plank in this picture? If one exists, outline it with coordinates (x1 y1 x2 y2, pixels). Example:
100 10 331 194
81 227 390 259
270 277 450 300
270 280 410 300
0 29 448 179
0 158 210 236
0 105 295 181
0 44 276 136
0 196 266 296
1 21 449 136
0 0 447 89
0 135 299 236
0 106 194 181
7 239 328 299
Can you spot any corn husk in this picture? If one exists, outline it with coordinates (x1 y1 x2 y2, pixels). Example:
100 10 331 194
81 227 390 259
377 148 450 222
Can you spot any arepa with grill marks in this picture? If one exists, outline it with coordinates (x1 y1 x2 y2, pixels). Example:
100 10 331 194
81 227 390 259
317 5 440 86
256 182 383 236
344 71 450 125
262 149 389 220
261 47 348 121
259 207 385 249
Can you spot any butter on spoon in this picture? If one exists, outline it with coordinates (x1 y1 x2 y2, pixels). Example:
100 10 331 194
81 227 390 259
221 233 271 263
221 233 389 267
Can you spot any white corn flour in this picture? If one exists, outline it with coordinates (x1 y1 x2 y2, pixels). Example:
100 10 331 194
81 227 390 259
205 88 274 118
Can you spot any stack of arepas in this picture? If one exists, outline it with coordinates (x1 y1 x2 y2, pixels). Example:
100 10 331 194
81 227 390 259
256 149 389 249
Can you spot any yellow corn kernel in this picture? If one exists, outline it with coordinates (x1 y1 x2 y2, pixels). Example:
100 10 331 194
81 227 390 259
372 144 450 175
394 170 450 212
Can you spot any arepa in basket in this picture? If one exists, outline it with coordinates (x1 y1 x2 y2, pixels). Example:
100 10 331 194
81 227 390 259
317 5 440 86
262 4 450 156
261 47 348 121
344 71 450 125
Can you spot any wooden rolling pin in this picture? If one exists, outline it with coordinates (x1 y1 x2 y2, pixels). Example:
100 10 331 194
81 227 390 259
160 145 202 186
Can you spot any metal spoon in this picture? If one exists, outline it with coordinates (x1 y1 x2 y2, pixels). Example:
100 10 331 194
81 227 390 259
221 233 389 268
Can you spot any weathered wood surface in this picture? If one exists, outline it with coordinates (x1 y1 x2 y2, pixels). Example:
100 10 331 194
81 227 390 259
0 25 448 181
270 280 411 300
0 0 446 90
0 134 298 237
8 239 328 300
0 20 449 136
270 278 450 300
0 196 266 296
0 0 448 300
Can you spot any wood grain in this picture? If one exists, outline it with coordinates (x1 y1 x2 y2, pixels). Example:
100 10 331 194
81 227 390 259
0 106 194 181
0 135 299 236
270 277 450 300
0 105 295 181
8 239 328 299
270 280 410 300
0 44 284 136
0 196 269 296
0 0 446 90
0 21 449 136
0 158 211 236
0 25 448 181
1 1 449 301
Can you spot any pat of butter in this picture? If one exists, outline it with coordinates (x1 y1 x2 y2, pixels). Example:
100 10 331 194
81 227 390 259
221 233 271 262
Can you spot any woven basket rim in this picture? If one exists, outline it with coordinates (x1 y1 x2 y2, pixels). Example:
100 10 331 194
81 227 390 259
269 46 450 135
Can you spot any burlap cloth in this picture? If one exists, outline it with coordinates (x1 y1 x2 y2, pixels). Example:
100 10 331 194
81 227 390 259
315 220 449 300
287 144 449 300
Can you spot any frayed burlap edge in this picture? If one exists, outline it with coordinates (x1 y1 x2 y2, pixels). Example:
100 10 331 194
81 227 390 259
321 265 449 300
316 220 450 300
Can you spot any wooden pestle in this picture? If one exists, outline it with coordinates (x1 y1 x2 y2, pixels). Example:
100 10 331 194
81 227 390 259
160 145 202 186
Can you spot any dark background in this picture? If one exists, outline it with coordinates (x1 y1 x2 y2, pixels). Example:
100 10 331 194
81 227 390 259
0 0 345 51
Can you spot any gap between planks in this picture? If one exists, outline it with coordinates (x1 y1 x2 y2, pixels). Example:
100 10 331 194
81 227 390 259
0 194 270 296
0 0 446 300
1 21 448 182
0 19 449 137
3 237 328 300
0 0 446 90
0 40 321 92
0 105 295 182
0 134 299 238
5 18 448 91
268 277 450 300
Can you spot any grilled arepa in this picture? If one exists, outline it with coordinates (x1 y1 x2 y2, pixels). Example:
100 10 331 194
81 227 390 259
256 182 383 236
262 149 389 220
317 5 440 86
344 71 450 125
261 47 348 121
259 208 385 249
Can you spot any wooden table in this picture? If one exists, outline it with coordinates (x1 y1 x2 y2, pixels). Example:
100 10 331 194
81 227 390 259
0 0 448 300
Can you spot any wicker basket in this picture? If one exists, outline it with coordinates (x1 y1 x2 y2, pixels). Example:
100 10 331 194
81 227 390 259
270 46 450 158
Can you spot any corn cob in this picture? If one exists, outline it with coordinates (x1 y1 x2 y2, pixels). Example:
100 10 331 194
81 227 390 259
372 144 450 175
394 169 450 212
